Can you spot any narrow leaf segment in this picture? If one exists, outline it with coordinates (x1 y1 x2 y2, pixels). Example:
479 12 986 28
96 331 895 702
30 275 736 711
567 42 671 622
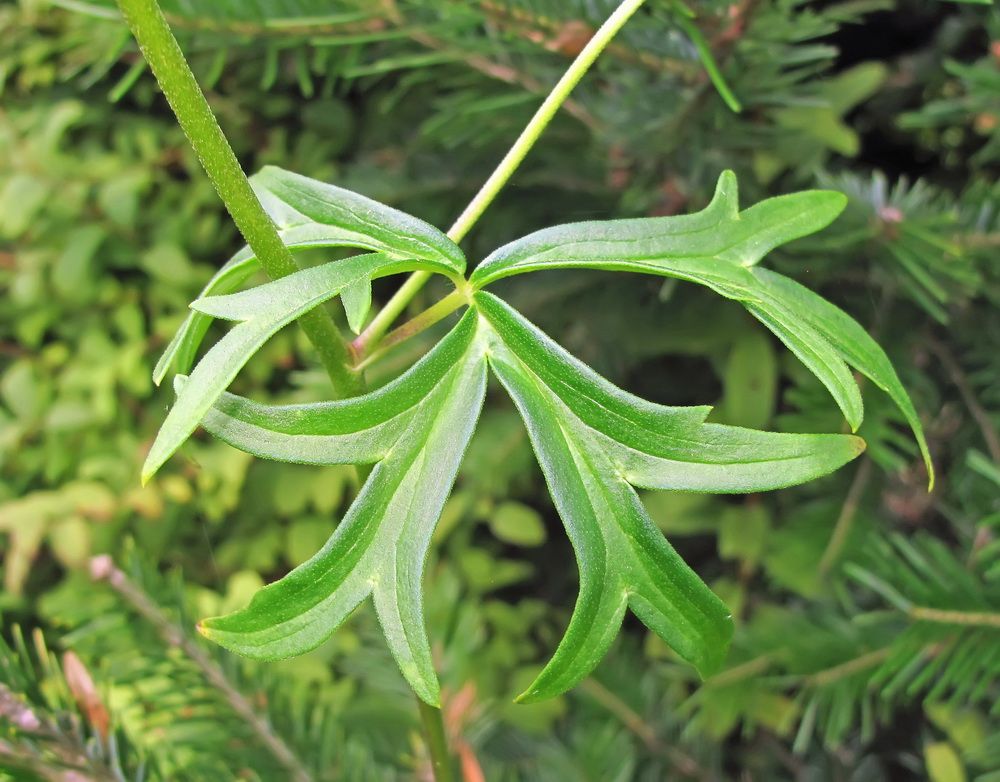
143 251 449 483
189 294 864 705
154 166 465 384
198 311 488 706
471 172 931 484
476 293 864 700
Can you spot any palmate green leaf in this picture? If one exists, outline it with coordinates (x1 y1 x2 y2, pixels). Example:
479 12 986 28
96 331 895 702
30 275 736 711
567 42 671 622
188 293 863 705
476 292 864 701
470 172 932 483
197 311 488 705
153 166 465 384
147 167 925 707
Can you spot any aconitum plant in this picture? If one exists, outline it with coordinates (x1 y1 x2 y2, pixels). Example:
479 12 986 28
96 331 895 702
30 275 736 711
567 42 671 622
117 0 929 775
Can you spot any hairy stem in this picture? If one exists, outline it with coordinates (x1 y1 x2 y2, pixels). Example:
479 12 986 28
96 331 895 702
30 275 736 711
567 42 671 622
115 0 364 398
356 0 649 355
448 0 646 243
89 556 314 782
417 698 455 782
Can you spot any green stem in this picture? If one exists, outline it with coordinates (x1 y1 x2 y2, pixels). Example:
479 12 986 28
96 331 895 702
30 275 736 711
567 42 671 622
115 0 364 398
354 269 435 355
417 698 455 782
446 0 647 244
355 290 467 371
356 0 648 356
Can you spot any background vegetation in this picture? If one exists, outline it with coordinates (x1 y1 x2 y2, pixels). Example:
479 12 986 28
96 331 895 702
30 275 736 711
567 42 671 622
1 0 999 779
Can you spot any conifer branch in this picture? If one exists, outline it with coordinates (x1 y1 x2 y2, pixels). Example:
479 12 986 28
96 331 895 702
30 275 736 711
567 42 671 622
88 556 314 782
803 647 892 688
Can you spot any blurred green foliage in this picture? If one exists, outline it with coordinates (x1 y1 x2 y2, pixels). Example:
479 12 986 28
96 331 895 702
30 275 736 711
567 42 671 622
2 0 1000 780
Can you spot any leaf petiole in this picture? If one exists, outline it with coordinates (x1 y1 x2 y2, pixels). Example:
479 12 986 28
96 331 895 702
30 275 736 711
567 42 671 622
114 0 365 398
357 0 649 359
354 289 469 372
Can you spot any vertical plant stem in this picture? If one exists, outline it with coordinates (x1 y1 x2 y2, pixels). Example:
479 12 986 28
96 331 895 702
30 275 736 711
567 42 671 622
356 0 649 353
417 697 455 782
447 0 646 244
115 0 364 398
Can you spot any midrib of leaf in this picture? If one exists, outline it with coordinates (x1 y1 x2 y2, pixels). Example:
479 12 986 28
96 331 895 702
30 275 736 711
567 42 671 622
196 388 415 465
268 178 433 258
524 358 717 643
199 318 489 704
753 267 932 480
487 348 632 699
255 166 465 271
195 309 481 461
549 379 711 636
476 293 863 483
489 344 729 699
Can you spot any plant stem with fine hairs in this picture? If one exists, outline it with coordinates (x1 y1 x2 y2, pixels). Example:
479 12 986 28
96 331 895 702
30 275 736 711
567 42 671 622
115 0 364 398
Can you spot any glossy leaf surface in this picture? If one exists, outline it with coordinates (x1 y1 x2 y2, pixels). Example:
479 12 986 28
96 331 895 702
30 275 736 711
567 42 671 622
143 251 433 483
471 172 930 480
154 167 464 384
198 311 488 705
145 168 930 707
477 292 864 700
189 293 864 704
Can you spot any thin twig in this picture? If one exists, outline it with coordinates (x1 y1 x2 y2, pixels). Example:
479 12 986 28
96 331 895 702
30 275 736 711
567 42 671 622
406 28 598 129
474 0 699 77
580 678 663 753
803 648 891 688
703 653 775 688
908 606 1000 629
579 679 711 780
819 456 874 575
89 556 314 782
926 336 1000 464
